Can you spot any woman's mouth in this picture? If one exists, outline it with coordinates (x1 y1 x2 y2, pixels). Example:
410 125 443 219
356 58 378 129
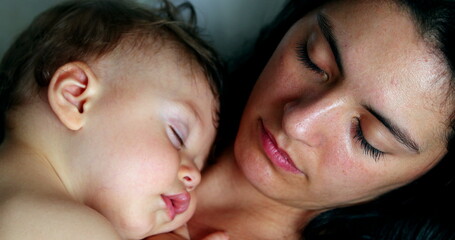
259 120 303 174
161 192 191 220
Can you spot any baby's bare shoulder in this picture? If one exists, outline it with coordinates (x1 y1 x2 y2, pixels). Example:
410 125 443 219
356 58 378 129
0 192 121 240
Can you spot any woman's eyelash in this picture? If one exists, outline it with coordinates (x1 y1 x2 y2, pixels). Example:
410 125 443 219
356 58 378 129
296 42 326 75
353 118 384 161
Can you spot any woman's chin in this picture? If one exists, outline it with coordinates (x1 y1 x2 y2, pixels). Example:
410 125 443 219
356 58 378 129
234 130 277 192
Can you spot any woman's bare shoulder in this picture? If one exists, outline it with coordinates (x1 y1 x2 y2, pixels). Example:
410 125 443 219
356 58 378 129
0 191 121 240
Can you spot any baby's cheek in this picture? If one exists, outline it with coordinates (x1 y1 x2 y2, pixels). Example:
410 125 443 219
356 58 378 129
140 160 179 185
132 141 180 182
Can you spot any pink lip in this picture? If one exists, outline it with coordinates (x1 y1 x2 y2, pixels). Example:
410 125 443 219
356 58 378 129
161 192 191 220
259 120 303 174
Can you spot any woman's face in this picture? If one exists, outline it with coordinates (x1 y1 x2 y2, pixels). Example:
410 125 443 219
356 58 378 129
235 0 452 210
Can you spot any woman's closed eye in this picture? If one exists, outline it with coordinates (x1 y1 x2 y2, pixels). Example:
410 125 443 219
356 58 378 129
297 41 324 75
353 117 385 161
296 41 328 81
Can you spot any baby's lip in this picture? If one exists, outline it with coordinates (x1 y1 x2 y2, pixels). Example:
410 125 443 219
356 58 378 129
161 192 191 220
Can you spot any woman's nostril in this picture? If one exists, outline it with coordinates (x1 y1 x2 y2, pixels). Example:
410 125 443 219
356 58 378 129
284 100 299 114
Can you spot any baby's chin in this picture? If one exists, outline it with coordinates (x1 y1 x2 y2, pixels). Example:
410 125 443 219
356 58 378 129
117 211 194 240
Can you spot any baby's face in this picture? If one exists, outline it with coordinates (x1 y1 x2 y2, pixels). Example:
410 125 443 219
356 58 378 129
76 44 218 239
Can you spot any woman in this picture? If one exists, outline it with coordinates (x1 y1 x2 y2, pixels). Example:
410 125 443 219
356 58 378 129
152 0 455 239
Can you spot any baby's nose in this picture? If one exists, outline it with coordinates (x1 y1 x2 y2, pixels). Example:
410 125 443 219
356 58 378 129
178 162 201 191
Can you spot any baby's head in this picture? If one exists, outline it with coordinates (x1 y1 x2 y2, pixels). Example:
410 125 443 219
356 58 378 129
0 0 221 238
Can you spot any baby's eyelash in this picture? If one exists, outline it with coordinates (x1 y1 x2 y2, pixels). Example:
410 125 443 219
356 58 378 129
353 118 384 161
296 42 326 75
170 126 185 149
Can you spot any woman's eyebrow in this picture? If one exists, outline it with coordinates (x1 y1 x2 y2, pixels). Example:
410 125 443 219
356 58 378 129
365 105 421 153
317 12 344 75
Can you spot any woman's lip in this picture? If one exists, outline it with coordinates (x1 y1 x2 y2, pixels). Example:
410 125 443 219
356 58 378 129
259 120 303 174
161 192 191 220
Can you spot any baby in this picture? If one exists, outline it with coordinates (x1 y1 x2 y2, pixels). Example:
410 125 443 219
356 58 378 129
0 0 224 239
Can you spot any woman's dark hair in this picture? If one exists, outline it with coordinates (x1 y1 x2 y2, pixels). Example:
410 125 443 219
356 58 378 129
0 0 223 142
219 0 455 238
302 144 455 240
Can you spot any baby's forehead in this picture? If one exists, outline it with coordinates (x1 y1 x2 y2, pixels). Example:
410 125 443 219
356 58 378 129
102 37 212 84
95 39 216 96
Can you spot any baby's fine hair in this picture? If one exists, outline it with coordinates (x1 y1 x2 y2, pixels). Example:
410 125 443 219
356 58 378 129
0 0 223 141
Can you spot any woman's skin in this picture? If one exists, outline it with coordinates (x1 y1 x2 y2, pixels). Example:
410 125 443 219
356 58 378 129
188 0 453 239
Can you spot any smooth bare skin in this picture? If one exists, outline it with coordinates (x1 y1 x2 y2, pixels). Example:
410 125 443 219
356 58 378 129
0 41 219 240
188 1 452 239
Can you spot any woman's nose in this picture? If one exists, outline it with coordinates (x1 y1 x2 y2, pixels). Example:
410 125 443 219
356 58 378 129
282 92 346 147
178 161 201 191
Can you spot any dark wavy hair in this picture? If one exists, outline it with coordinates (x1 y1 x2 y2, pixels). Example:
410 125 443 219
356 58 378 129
220 0 455 239
0 0 223 142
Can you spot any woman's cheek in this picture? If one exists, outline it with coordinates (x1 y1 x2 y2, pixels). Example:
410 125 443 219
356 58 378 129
320 138 369 183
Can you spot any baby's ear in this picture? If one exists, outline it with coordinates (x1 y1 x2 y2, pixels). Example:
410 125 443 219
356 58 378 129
48 62 99 131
